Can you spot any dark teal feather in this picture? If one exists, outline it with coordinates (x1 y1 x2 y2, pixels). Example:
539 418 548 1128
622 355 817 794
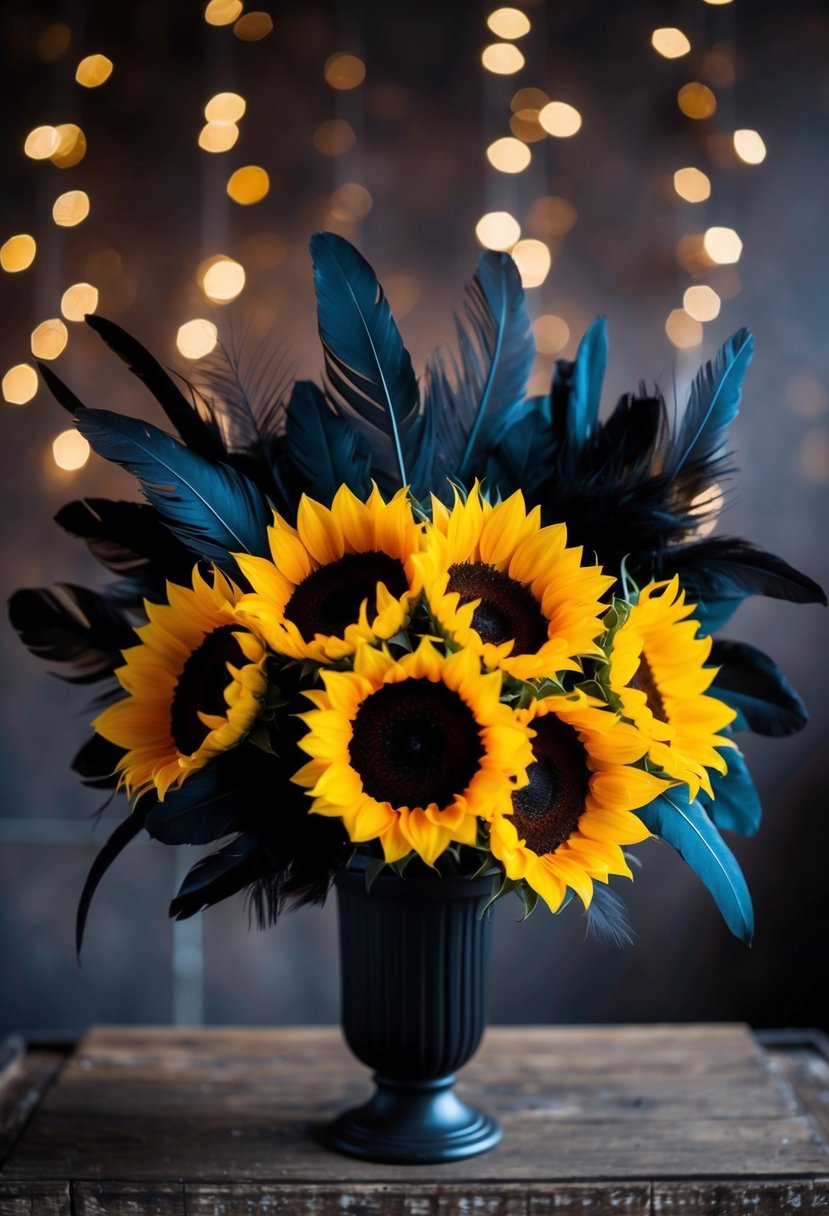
310 232 425 495
710 639 808 736
638 788 754 942
285 380 372 503
75 408 270 569
551 316 608 460
698 747 762 836
8 584 136 684
668 328 754 476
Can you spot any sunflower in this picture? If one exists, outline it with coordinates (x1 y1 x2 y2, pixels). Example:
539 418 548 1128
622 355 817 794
93 567 268 800
234 484 423 664
293 638 535 866
489 692 668 913
417 485 614 682
606 577 736 799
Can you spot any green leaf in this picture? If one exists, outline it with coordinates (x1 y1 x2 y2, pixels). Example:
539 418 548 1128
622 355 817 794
364 854 387 893
517 882 538 922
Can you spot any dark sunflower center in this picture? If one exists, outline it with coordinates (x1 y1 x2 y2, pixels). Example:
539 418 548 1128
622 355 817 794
349 679 484 810
284 551 408 642
631 652 667 723
447 562 548 653
170 625 245 756
510 715 589 855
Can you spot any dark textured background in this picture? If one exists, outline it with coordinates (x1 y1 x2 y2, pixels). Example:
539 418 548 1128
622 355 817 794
1 0 827 1035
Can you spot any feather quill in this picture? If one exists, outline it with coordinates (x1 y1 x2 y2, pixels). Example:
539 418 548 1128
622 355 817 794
667 328 754 476
76 805 150 958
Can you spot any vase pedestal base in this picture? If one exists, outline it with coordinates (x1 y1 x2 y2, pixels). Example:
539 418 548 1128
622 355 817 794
324 1073 502 1164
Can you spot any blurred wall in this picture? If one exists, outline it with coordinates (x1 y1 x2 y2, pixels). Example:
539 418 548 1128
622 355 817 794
1 0 828 1034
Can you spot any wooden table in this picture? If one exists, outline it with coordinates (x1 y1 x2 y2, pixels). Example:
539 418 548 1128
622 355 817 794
2 1025 829 1214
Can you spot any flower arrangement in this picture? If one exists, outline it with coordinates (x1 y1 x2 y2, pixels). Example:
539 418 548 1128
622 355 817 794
10 233 824 953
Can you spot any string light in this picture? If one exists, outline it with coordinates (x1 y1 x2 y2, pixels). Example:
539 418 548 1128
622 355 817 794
673 167 711 203
61 283 99 322
24 126 59 160
665 309 703 349
486 8 531 39
481 44 525 75
75 54 113 87
538 101 582 138
511 239 551 288
52 430 90 471
202 258 245 302
2 365 38 405
198 122 239 152
1 234 36 273
52 190 90 227
486 137 531 173
324 53 366 89
651 28 691 59
703 226 742 264
176 319 218 359
32 319 69 360
234 12 273 40
204 92 246 122
683 284 721 322
677 83 717 120
733 129 767 164
227 166 270 205
475 211 521 251
204 0 242 25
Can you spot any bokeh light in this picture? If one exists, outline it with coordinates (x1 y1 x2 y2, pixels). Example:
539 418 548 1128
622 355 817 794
673 167 711 203
651 28 691 59
702 0 733 5
481 43 525 75
677 83 717 120
527 196 577 237
204 0 242 25
733 129 767 165
198 122 239 152
329 183 373 223
24 126 59 160
37 23 71 62
203 258 246 302
2 365 38 405
384 273 420 320
205 92 246 122
227 166 270 205
475 211 521 251
800 430 829 484
665 309 703 349
61 283 99 322
683 284 721 322
486 8 531 39
486 137 531 173
52 430 90 471
51 124 87 168
52 190 90 227
313 119 356 156
533 315 570 355
703 226 743 264
324 53 366 90
31 319 69 360
511 87 548 112
1 234 36 273
177 319 219 359
511 239 551 288
689 483 725 537
785 373 829 420
234 12 273 40
509 109 546 143
75 54 113 87
676 233 715 275
538 101 582 138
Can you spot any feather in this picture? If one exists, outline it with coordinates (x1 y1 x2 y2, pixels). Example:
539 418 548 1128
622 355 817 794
169 833 266 921
76 805 149 958
36 360 88 415
710 639 808 736
484 396 554 500
667 328 754 476
655 536 826 628
86 314 225 460
551 316 608 461
75 408 270 568
55 498 193 591
8 584 135 684
71 733 122 789
698 747 762 836
584 882 634 947
426 251 533 491
284 380 372 503
310 232 425 495
638 789 754 942
145 761 247 846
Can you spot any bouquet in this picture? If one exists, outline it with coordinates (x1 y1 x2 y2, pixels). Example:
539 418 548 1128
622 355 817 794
10 233 824 954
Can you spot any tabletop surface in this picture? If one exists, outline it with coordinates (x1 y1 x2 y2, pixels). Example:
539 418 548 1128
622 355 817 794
1 1023 829 1214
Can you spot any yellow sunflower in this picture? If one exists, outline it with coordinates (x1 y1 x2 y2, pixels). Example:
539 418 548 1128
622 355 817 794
606 577 736 799
417 485 614 681
293 638 535 866
234 484 423 664
489 692 668 913
94 567 268 800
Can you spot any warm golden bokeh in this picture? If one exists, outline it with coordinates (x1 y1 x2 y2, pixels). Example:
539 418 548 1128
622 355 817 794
204 92 246 122
329 183 373 223
683 284 721 322
75 54 113 87
234 12 273 40
50 124 87 168
486 7 531 39
527 196 577 237
509 109 546 143
486 136 531 173
52 430 90 471
324 52 366 90
673 167 711 203
475 211 521 250
510 87 548 113
24 126 59 160
665 308 703 349
511 239 551 288
31 319 69 360
203 258 246 302
61 283 99 322
198 122 240 153
733 129 767 164
204 0 242 25
176 319 219 359
227 165 270 205
677 83 717 120
651 28 691 58
313 119 356 156
703 226 743 264
1 234 36 273
533 314 570 355
2 365 38 406
52 190 91 227
481 43 525 75
538 101 582 137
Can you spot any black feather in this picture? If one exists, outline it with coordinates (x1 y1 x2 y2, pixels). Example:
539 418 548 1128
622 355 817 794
71 733 122 789
55 498 193 596
484 397 555 500
85 313 225 460
8 584 135 684
710 639 808 736
75 408 270 569
310 232 427 496
76 805 149 958
36 361 88 415
284 380 372 503
145 762 247 846
169 833 268 921
584 882 634 947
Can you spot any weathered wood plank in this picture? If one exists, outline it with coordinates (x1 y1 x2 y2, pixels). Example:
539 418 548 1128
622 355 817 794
0 1038 66 1169
767 1044 829 1147
0 1181 70 1215
653 1179 829 1213
73 1181 185 1215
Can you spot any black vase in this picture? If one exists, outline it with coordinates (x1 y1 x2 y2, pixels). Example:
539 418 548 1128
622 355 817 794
325 858 501 1164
